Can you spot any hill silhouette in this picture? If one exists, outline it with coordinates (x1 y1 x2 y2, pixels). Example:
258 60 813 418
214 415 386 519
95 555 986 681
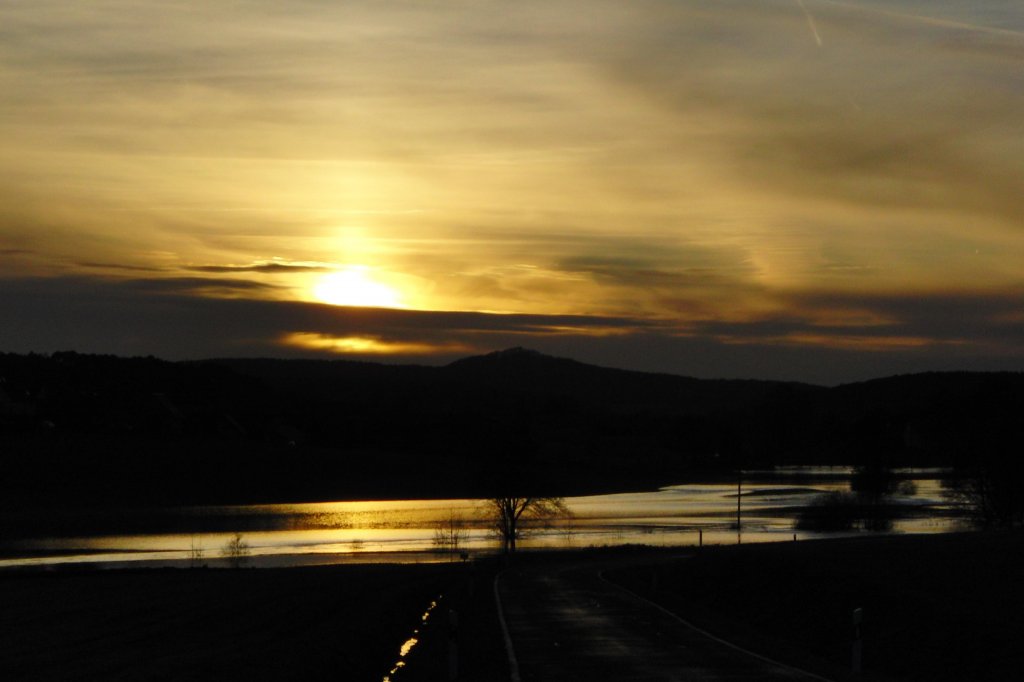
1 349 1021 508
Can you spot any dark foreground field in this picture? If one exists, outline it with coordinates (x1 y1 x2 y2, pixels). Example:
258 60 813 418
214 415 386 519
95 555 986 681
0 560 506 682
608 531 1024 682
5 532 1022 682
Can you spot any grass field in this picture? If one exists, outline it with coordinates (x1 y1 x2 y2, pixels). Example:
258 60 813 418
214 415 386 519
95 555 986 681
7 532 1021 682
0 560 506 682
607 531 1024 682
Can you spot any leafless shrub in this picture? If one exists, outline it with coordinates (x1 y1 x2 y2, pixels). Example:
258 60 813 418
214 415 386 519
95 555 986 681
189 534 205 568
222 532 250 568
432 512 466 558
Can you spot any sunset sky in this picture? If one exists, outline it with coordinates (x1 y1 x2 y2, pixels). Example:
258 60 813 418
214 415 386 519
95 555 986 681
1 0 1022 384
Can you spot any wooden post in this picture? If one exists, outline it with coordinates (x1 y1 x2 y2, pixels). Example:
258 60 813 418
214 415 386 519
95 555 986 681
448 609 459 680
852 607 863 674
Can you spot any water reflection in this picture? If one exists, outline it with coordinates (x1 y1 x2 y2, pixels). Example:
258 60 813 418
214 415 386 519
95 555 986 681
0 468 965 569
382 598 438 682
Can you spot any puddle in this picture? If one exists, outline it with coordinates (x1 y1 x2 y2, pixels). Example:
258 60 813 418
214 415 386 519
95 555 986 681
382 596 441 681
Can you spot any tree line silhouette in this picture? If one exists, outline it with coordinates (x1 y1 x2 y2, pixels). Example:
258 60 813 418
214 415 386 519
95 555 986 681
1 349 1021 526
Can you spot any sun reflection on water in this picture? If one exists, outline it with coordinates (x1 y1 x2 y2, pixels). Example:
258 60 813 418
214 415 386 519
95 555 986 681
0 469 966 569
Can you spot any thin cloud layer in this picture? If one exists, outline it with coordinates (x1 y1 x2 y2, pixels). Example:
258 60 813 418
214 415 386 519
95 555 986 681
1 1 1022 381
188 262 332 274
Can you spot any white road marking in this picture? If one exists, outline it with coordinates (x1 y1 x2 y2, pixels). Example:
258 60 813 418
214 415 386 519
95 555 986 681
598 570 837 682
493 571 522 682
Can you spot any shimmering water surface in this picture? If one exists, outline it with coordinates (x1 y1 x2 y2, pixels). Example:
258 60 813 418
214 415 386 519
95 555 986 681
0 468 965 569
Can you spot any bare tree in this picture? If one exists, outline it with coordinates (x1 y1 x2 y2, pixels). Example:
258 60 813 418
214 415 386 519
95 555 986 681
955 464 1024 528
222 532 250 568
432 511 466 558
486 496 568 554
947 428 1024 528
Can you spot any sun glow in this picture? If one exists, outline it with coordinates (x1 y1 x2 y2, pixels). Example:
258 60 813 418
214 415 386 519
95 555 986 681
313 267 404 308
282 332 470 356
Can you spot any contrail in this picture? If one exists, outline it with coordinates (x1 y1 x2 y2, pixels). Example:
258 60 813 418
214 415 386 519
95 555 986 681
815 0 1024 40
797 0 824 47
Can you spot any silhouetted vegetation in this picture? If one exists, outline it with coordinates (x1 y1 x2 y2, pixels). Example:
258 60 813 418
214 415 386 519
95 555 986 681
951 450 1024 528
796 461 931 531
222 532 250 568
796 489 903 532
487 496 568 554
796 491 860 532
432 512 466 557
1 349 1022 515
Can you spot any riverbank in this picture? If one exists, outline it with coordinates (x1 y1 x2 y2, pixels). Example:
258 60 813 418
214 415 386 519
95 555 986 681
606 530 1024 682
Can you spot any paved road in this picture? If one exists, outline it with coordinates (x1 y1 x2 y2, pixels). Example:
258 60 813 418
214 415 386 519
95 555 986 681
497 556 829 682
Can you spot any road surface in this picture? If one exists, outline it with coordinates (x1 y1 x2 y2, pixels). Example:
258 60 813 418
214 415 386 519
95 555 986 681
496 555 830 682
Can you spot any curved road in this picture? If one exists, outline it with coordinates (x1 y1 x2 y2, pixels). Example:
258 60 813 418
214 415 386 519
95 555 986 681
496 555 831 682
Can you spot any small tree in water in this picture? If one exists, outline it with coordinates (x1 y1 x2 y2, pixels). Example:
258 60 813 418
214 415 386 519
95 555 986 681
955 456 1024 528
222 532 250 568
487 496 568 554
432 511 466 558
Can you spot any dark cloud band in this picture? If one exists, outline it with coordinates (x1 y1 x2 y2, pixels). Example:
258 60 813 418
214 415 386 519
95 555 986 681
0 275 1021 384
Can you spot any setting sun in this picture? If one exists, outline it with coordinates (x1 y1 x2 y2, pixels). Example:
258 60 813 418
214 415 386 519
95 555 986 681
313 267 404 309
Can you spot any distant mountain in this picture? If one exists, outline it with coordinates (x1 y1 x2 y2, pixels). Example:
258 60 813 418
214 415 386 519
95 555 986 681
1 349 1021 508
442 347 821 414
218 346 820 416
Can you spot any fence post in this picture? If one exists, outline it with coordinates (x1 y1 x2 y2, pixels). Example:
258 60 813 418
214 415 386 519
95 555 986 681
851 607 863 674
448 608 459 680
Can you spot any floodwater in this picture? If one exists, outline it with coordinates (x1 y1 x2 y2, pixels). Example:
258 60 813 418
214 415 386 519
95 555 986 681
0 467 966 569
